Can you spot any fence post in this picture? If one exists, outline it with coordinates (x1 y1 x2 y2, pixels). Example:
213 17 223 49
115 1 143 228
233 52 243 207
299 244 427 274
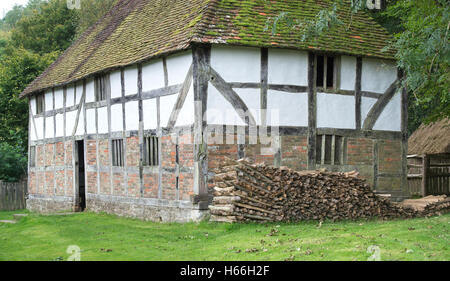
422 155 429 197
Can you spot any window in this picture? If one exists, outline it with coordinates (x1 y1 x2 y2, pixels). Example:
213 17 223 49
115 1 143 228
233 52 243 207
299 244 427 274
112 139 124 167
30 146 36 167
36 93 44 114
316 135 343 165
316 55 336 89
95 75 109 101
144 136 159 166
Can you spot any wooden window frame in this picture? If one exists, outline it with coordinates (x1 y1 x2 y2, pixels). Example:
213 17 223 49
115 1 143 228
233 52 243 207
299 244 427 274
36 93 45 114
29 146 36 167
94 74 110 102
315 55 340 90
144 136 159 167
112 139 124 167
316 134 344 165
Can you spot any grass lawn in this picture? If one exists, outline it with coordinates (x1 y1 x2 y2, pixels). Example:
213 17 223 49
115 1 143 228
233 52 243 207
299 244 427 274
0 210 448 261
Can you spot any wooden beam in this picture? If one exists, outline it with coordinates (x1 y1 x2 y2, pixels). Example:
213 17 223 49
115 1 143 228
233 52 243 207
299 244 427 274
192 44 210 200
209 67 257 127
355 57 362 130
261 48 268 127
307 52 317 169
362 79 399 130
167 64 193 129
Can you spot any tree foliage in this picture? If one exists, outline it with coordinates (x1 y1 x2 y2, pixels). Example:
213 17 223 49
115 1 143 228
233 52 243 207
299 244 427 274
9 0 78 54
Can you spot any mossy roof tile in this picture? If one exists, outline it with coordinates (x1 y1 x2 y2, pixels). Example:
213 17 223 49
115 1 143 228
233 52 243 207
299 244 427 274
21 0 395 97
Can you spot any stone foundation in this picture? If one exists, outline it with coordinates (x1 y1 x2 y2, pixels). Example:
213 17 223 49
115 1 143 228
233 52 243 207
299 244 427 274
86 194 208 222
27 194 74 213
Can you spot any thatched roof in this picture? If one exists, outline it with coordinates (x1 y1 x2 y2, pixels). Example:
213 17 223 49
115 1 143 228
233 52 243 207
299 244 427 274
408 118 450 155
21 0 395 98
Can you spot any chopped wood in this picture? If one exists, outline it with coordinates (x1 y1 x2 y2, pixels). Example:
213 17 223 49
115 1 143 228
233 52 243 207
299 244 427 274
209 157 450 223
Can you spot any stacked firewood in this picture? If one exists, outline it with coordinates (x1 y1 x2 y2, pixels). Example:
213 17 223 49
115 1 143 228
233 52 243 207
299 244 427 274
209 158 448 223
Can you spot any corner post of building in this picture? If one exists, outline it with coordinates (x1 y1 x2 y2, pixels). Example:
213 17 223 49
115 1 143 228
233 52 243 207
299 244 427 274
307 52 317 170
355 57 362 130
192 43 211 209
399 68 408 198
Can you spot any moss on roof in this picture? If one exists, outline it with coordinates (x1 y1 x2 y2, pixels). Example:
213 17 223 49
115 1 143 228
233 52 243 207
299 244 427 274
21 0 395 97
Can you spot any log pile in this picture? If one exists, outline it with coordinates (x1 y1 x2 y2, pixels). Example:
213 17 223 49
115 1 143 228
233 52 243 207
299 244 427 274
209 158 449 223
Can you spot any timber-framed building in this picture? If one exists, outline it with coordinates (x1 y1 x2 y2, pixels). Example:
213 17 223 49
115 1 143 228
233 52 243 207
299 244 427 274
22 0 408 221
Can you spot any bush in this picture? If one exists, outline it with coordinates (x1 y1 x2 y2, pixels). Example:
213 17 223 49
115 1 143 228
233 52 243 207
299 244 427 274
0 141 27 182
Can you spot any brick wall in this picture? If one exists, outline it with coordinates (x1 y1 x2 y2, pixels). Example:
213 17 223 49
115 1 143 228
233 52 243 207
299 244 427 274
281 135 308 170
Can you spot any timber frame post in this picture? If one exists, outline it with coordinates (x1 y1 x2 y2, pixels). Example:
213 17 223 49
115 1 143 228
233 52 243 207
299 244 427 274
307 52 317 170
192 43 211 208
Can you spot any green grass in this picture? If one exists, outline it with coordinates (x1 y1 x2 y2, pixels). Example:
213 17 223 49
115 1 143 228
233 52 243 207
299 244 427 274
0 211 448 261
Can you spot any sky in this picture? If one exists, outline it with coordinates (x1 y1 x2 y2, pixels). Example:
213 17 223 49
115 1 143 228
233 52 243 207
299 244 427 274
1 0 29 18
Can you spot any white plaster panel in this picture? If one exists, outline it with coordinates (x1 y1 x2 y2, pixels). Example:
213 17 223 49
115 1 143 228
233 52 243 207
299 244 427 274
75 82 83 104
75 106 84 136
373 91 401 132
97 107 108 134
30 116 37 141
317 93 356 129
160 94 179 128
143 99 158 130
361 96 377 125
30 97 36 116
207 83 245 126
340 56 356 91
85 79 95 103
175 84 195 127
66 85 75 107
124 66 138 96
55 113 64 137
211 46 260 83
125 101 139 131
45 117 54 139
268 49 308 86
65 110 77 137
361 58 397 93
267 90 308 127
54 88 64 109
34 117 43 140
44 90 53 111
167 51 192 86
86 108 96 134
111 104 123 132
235 88 261 126
110 70 122 99
142 59 165 92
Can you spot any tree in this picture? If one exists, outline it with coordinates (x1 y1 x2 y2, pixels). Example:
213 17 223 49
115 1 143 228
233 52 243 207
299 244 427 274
10 0 78 55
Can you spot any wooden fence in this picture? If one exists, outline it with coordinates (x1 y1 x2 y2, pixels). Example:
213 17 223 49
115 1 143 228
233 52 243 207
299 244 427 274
407 154 450 197
0 180 27 211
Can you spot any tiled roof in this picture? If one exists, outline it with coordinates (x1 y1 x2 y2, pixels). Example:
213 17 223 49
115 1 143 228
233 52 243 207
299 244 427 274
21 0 395 97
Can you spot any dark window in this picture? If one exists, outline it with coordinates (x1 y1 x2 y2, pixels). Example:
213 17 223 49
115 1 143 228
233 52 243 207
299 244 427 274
326 57 335 89
316 55 324 87
144 136 159 166
30 146 36 167
316 135 343 165
36 94 44 114
316 55 336 89
95 75 108 101
112 139 124 167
